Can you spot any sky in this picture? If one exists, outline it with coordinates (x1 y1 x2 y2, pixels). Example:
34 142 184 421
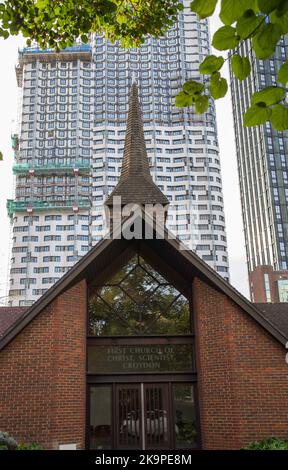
0 18 250 304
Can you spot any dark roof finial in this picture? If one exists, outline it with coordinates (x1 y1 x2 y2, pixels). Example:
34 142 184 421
105 83 169 207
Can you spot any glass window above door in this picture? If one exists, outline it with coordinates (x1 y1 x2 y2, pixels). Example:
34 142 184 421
88 254 191 336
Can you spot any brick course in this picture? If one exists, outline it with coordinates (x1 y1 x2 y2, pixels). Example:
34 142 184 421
0 280 87 450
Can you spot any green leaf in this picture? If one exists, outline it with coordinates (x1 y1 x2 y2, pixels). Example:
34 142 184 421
99 0 118 14
116 13 126 24
275 0 288 16
199 55 224 75
190 0 218 19
175 91 194 107
210 72 228 99
80 34 88 44
270 104 288 130
0 151 3 161
36 0 48 9
257 0 282 14
252 40 275 59
236 10 265 39
244 104 271 126
256 23 283 49
231 54 251 80
195 95 209 114
278 60 288 85
252 23 283 58
212 25 240 50
183 80 204 95
252 86 285 106
270 10 288 34
220 0 258 26
0 29 9 39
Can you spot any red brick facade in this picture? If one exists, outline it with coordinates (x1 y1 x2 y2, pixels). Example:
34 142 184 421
0 274 287 449
193 277 288 449
0 280 87 450
249 265 288 303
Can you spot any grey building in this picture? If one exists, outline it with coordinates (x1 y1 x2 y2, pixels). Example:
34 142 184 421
230 37 288 301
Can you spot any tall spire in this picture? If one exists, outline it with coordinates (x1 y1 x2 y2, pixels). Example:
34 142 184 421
105 83 169 207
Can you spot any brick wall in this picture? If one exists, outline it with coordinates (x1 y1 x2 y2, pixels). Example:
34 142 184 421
0 279 87 450
193 276 288 449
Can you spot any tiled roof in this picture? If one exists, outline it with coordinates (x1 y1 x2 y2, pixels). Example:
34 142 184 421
0 307 27 337
105 82 169 207
256 303 288 339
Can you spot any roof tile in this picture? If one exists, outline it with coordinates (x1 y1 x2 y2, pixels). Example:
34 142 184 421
0 307 27 337
256 303 288 338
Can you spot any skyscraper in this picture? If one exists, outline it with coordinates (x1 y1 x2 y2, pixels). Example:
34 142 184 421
230 38 288 302
7 1 229 306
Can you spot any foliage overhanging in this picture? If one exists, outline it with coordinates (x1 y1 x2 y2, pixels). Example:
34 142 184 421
0 0 287 133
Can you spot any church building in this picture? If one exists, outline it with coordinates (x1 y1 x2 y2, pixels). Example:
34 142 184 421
0 84 288 450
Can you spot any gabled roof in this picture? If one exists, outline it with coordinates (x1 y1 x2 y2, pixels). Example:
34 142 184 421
105 83 169 207
0 307 27 337
0 211 287 350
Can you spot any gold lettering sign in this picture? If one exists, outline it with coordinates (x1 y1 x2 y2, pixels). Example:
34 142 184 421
88 344 195 374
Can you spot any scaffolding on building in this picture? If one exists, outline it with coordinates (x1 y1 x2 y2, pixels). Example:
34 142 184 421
15 44 92 87
7 199 91 218
12 161 91 176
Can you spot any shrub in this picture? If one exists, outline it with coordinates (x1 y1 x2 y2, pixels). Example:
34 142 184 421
245 437 288 450
17 442 43 450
